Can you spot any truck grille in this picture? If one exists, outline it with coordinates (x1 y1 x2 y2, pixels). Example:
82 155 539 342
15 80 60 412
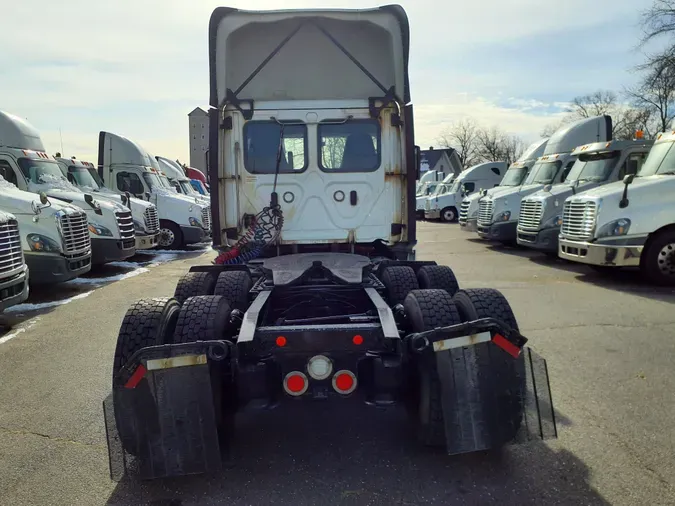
116 211 135 240
143 206 160 234
478 200 494 226
201 207 211 230
60 212 91 256
459 200 471 224
0 219 24 275
518 200 544 231
561 201 597 240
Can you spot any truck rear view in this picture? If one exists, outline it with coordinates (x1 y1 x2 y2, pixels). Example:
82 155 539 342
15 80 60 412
104 5 557 481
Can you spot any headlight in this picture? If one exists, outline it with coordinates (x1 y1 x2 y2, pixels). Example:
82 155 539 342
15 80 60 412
88 223 113 237
133 220 146 232
543 215 563 228
597 219 631 238
189 217 202 227
27 234 62 253
495 210 511 222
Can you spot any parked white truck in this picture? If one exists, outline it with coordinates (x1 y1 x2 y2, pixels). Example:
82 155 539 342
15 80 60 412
0 111 135 265
557 129 675 284
477 115 612 243
517 135 652 254
0 210 29 311
0 176 92 285
97 132 212 249
55 157 161 251
155 156 210 204
416 172 453 219
425 161 507 222
459 138 549 232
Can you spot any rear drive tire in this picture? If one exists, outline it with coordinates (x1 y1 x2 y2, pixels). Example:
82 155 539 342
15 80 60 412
173 271 218 305
452 288 525 448
403 289 462 447
641 230 675 286
112 297 181 455
158 220 183 250
441 207 458 222
213 271 253 311
417 265 460 296
174 295 232 343
380 266 419 306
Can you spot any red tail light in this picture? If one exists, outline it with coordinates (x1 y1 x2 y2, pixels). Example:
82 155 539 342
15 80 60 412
332 370 357 395
283 371 308 396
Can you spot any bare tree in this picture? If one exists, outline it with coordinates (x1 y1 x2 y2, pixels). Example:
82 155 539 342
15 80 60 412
501 135 526 165
437 118 480 168
476 126 504 162
626 65 675 132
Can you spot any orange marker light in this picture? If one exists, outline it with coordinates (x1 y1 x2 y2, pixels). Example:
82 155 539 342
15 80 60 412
353 335 364 345
276 336 287 347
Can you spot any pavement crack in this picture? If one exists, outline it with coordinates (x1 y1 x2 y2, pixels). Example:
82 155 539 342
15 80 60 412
0 425 105 450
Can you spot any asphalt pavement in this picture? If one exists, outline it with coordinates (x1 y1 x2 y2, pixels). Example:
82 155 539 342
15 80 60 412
1 222 674 506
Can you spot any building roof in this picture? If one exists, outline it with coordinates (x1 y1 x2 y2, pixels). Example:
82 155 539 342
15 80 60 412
188 107 208 117
421 148 455 169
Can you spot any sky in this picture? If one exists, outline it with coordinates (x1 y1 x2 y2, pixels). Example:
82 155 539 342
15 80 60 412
0 0 658 163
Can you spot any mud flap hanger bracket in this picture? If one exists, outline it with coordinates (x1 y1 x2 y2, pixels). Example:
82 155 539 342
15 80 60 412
219 19 401 121
408 317 528 358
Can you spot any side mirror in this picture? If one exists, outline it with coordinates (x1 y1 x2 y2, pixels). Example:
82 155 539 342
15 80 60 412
39 192 49 205
145 191 151 200
84 194 94 205
625 160 639 176
623 173 635 185
414 145 421 180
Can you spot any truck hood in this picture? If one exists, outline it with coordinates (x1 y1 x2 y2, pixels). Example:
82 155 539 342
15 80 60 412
570 176 661 201
528 180 599 202
0 179 80 217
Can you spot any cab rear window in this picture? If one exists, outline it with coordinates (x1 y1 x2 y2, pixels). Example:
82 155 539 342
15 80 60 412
243 121 307 174
318 119 381 172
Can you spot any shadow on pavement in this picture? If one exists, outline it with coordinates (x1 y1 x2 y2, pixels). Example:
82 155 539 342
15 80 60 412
105 400 608 506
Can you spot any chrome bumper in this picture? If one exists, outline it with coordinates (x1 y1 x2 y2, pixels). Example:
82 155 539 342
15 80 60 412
459 218 478 232
424 209 441 220
558 238 642 267
136 232 160 250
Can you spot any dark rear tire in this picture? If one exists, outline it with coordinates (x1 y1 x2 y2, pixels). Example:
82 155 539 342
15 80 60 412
174 295 232 343
112 297 180 455
441 207 458 222
213 271 253 311
417 265 460 296
403 289 462 447
641 230 675 286
452 288 525 448
173 271 218 305
380 266 419 306
158 220 183 250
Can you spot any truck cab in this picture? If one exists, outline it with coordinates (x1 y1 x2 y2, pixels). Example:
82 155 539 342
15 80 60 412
0 175 91 285
459 138 548 232
98 132 212 249
557 129 675 284
55 157 161 251
0 111 135 265
0 209 29 311
517 135 652 253
477 115 612 243
416 172 453 219
425 161 506 222
155 156 209 204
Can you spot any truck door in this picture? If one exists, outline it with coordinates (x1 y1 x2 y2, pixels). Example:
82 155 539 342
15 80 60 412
0 159 19 187
113 170 146 199
232 106 398 243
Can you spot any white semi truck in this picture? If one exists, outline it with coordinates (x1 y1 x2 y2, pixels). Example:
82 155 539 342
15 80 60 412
55 157 161 251
477 115 612 243
0 176 92 285
0 111 135 265
105 5 555 479
97 132 212 249
416 172 453 219
0 210 29 311
155 156 210 204
459 138 549 232
517 135 652 254
558 129 675 285
425 161 507 222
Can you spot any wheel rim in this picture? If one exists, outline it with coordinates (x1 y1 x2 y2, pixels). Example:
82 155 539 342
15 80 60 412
158 228 175 247
443 209 455 221
657 243 675 277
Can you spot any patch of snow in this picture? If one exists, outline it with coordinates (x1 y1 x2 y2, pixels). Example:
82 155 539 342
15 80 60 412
5 291 94 313
67 267 149 285
28 173 81 193
0 175 18 190
0 317 41 345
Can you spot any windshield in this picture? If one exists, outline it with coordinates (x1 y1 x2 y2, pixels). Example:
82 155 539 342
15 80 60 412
432 184 449 196
18 158 79 191
499 167 529 186
179 180 196 195
565 151 620 182
143 173 163 190
638 141 675 176
523 161 562 184
450 179 463 193
68 167 103 190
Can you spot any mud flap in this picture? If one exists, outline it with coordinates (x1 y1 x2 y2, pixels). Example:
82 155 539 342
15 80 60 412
104 360 223 481
435 345 556 455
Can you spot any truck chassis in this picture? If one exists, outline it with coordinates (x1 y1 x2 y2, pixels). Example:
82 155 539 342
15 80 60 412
104 253 556 481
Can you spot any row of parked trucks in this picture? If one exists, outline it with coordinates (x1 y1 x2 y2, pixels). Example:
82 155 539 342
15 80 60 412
0 110 213 313
425 114 675 285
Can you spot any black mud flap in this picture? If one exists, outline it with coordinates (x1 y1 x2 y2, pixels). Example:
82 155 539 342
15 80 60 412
104 342 230 481
435 345 556 455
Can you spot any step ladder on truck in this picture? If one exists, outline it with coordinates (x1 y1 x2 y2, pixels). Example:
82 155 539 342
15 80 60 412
103 4 557 481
